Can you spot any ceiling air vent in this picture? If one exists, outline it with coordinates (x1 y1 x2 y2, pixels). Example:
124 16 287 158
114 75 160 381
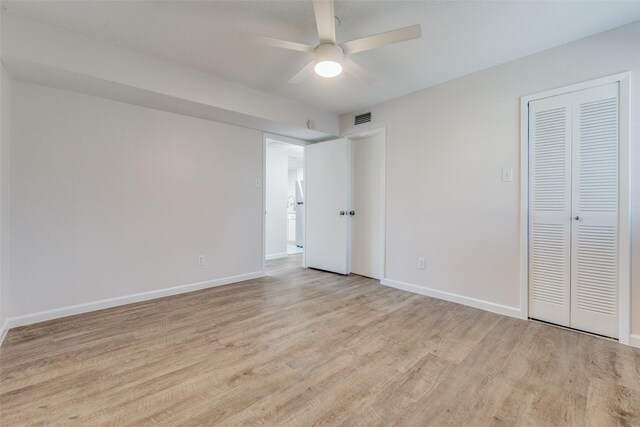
354 112 372 125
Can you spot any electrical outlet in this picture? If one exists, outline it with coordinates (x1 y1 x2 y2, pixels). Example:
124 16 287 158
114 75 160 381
255 179 262 188
417 257 426 270
197 255 205 266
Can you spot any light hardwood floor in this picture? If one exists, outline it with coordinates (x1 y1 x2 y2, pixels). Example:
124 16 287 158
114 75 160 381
1 254 639 426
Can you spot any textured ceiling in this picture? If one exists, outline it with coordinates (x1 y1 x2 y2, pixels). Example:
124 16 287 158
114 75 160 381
3 1 640 114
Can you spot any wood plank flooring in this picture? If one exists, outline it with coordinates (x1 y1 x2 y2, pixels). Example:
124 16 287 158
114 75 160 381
1 254 639 426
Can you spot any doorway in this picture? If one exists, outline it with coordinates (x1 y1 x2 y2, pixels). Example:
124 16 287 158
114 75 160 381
264 136 305 269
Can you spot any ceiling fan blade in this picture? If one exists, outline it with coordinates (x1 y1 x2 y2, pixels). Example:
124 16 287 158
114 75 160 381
289 61 316 84
341 24 421 55
313 0 336 44
247 34 314 53
343 57 377 85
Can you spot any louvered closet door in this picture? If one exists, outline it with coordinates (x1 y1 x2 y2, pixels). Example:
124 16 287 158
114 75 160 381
528 93 573 327
570 83 619 338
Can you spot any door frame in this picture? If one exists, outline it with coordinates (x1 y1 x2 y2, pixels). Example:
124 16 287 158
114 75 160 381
519 72 631 344
343 127 387 279
262 133 309 273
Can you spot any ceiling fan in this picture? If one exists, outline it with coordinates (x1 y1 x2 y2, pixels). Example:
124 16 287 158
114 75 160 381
249 0 422 84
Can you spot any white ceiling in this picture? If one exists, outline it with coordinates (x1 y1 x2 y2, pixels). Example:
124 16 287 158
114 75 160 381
4 1 640 114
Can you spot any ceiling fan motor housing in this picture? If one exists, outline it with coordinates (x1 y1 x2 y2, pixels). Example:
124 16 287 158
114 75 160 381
314 43 344 64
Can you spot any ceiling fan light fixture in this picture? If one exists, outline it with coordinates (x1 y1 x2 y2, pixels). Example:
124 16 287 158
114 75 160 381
313 43 344 78
315 60 342 78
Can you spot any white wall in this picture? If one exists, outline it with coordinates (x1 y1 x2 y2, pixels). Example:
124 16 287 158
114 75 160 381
0 65 10 336
341 21 640 337
265 148 289 259
7 81 264 321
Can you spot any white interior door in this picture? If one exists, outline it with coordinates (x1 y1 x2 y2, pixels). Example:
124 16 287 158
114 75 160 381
570 83 619 338
528 93 573 327
305 138 350 274
350 134 384 279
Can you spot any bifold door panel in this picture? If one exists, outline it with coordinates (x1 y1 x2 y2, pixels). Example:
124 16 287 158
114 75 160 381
569 84 619 337
529 93 573 327
528 83 619 338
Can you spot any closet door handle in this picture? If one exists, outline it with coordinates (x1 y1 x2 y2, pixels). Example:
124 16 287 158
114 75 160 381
574 216 581 221
339 211 346 216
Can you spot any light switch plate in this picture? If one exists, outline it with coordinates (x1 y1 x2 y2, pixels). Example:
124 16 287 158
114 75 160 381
502 168 513 182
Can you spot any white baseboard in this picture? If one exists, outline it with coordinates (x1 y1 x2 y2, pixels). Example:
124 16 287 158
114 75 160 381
3 271 265 332
630 334 640 349
0 320 8 346
381 278 522 319
265 252 288 260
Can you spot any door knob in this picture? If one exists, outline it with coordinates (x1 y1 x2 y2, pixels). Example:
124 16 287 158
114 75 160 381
574 216 581 220
339 211 346 216
349 211 355 216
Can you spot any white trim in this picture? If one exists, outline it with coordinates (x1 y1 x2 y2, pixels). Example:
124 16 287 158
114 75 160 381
343 126 387 280
265 252 288 260
303 144 307 268
264 133 310 147
520 72 631 103
630 334 640 349
262 133 267 274
346 138 352 275
0 320 8 346
617 75 631 345
3 271 264 330
519 72 632 344
381 278 522 319
342 127 384 140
